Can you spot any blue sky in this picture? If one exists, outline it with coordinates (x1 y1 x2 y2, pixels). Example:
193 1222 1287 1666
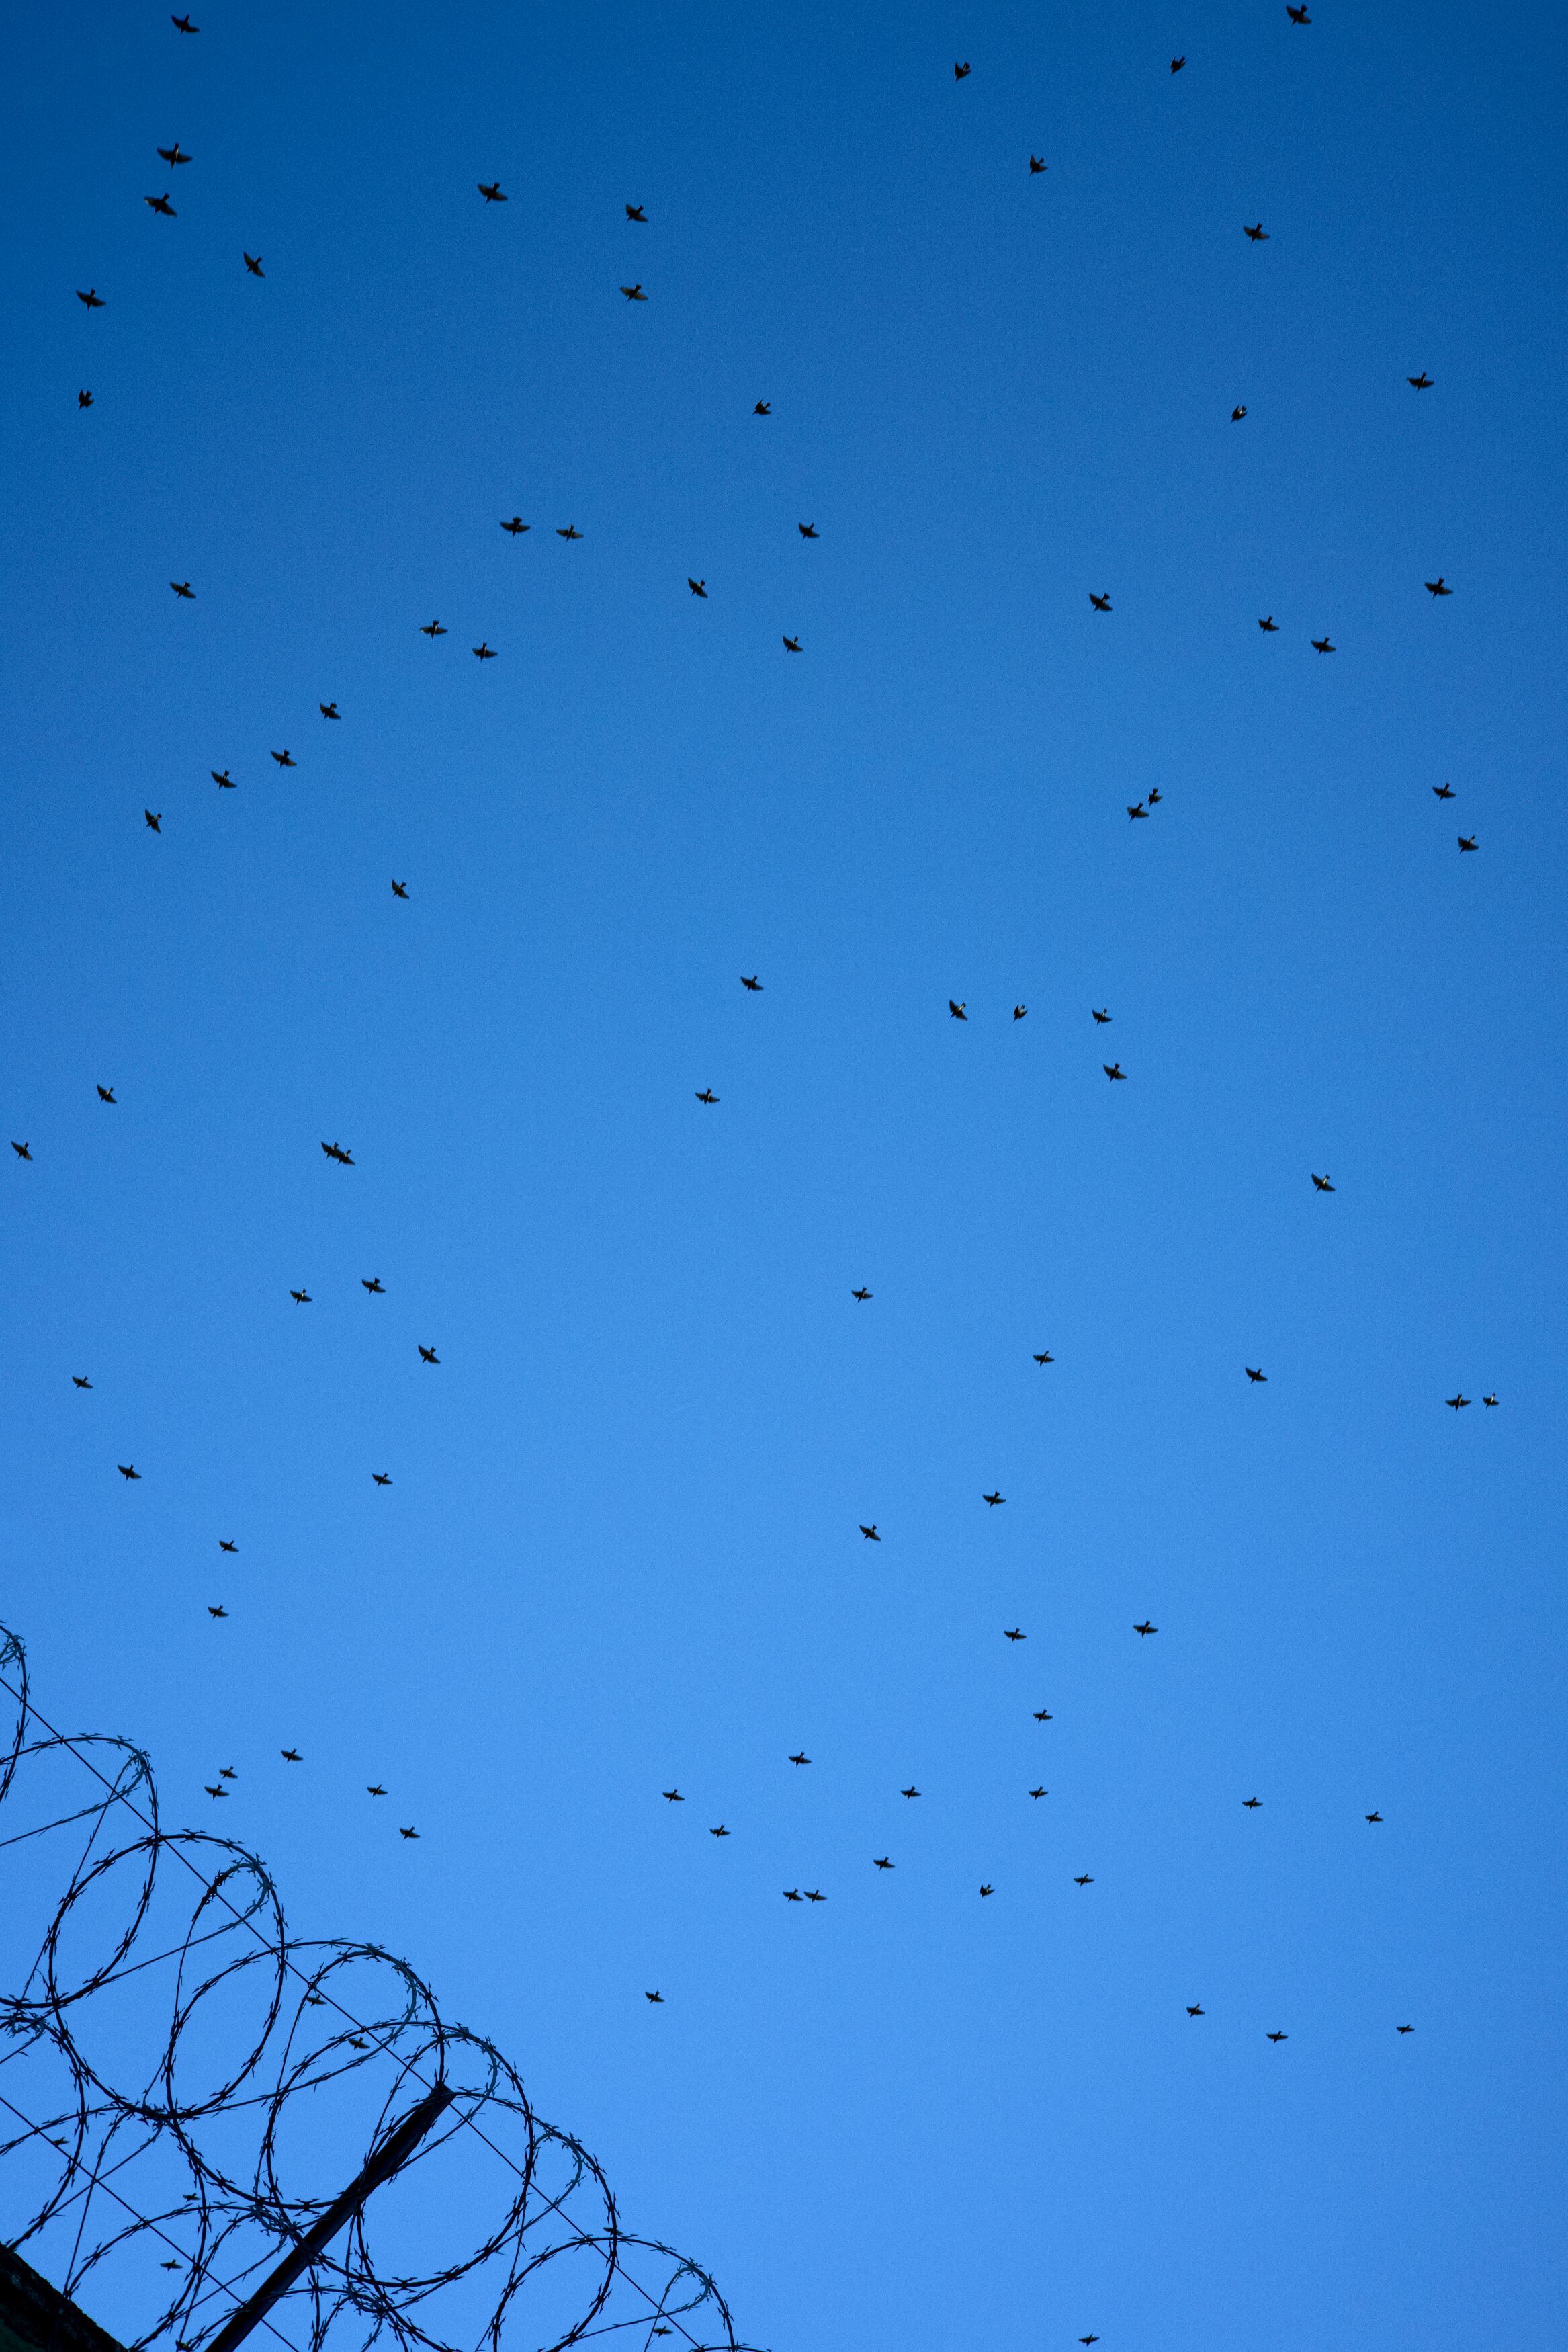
3 2 1567 2348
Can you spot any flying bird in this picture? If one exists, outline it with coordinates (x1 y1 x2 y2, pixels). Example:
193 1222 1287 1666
171 13 198 30
695 1087 718 1103
1397 2024 1414 2034
798 523 818 538
1407 372 1433 390
478 181 507 202
1426 577 1452 597
1244 222 1269 241
418 1345 439 1364
373 1472 392 1485
12 1142 32 1160
77 289 105 308
281 1749 301 1762
219 1767 236 1779
1147 788 1162 805
1365 1811 1383 1824
157 142 191 165
290 1289 311 1304
212 769 234 788
73 1376 91 1388
626 204 646 221
472 642 496 659
1458 834 1478 851
754 402 771 416
1012 1003 1027 1020
144 810 163 832
1312 1173 1334 1191
688 578 707 596
399 1826 419 1839
1103 1062 1125 1081
392 880 408 897
782 635 801 651
1128 802 1148 820
1186 2005 1204 2017
859 1523 880 1540
272 749 296 766
1246 1366 1267 1382
1029 1786 1047 1800
421 620 446 636
219 1540 236 1553
1483 1393 1499 1407
1311 636 1336 653
321 1140 353 1163
901 1786 920 1798
1080 2338 1100 2346
170 581 194 598
1170 55 1186 69
1004 1628 1027 1643
1033 1708 1053 1722
804 1889 826 1902
1258 614 1279 631
244 252 264 276
1033 1351 1053 1364
852 1287 872 1301
1231 404 1248 420
79 390 93 407
500 517 529 535
208 1605 227 1620
118 1464 140 1480
983 1491 1006 1507
1268 2030 1289 2042
146 193 176 216
1287 3 1311 19
873 1856 894 1870
645 1990 664 2002
204 1786 226 1798
320 701 339 718
1433 782 1455 799
97 1086 115 1103
1446 1392 1470 1409
1092 1007 1111 1024
1133 1620 1158 1637
1029 155 1047 174
1074 1874 1094 1886
557 526 583 539
1089 592 1111 612
1242 1796 1262 1810
789 1751 811 1766
709 1824 730 1837
620 284 647 301
662 1788 683 1802
362 1278 384 1293
949 999 967 1019
783 1888 803 1902
367 1784 386 1796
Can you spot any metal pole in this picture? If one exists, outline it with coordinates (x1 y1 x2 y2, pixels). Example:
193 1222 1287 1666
202 2083 455 2352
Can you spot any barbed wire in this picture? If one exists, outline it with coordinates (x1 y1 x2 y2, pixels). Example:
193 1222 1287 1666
0 1627 761 2352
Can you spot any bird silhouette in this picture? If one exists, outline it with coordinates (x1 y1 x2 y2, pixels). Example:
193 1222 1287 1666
620 284 648 301
1244 222 1269 241
1312 1173 1335 1191
208 1605 227 1620
320 701 340 719
281 1749 301 1761
478 181 507 202
783 1888 803 1902
1397 2023 1414 2034
1258 615 1279 631
1033 1708 1053 1722
1365 1811 1383 1824
219 1767 236 1779
144 810 163 832
626 204 647 221
1231 404 1248 421
1074 1874 1094 1886
212 769 234 788
146 194 177 216
219 1540 236 1554
1004 1628 1027 1643
1029 1786 1047 1800
860 1523 879 1540
662 1788 683 1802
157 142 191 165
169 580 195 599
1012 1003 1027 1020
399 1825 419 1839
373 1472 392 1485
954 61 971 80
709 1824 730 1837
804 1889 826 1902
1186 2005 1204 2017
77 289 105 308
557 526 582 539
272 749 296 766
1268 2030 1288 2042
1433 782 1455 799
1287 4 1311 20
1033 1351 1053 1364
472 642 496 659
500 517 529 534
204 1785 226 1798
1243 1797 1262 1810
1426 577 1452 597
782 635 801 651
392 880 408 897
1029 155 1047 174
1311 636 1336 654
171 13 198 30
1407 372 1433 390
418 1345 439 1364
362 1278 384 1293
695 1087 718 1104
78 390 93 408
73 1376 91 1388
798 523 818 538
12 1142 32 1160
321 1140 353 1163
873 1856 894 1870
1446 1393 1470 1409
645 1989 664 2002
754 402 771 416
1246 1366 1267 1383
949 999 967 1019
979 1883 994 1896
741 974 763 989
118 1464 140 1480
1103 1062 1126 1080
97 1086 115 1103
1092 1007 1112 1023
1458 834 1478 852
688 578 707 597
901 1786 920 1798
290 1289 311 1304
367 1784 386 1796
1170 56 1185 71
244 252 264 276
1129 802 1148 820
852 1287 872 1301
421 620 447 637
1483 1393 1499 1407
1133 1620 1158 1637
1089 592 1111 612
789 1751 811 1766
983 1491 1006 1507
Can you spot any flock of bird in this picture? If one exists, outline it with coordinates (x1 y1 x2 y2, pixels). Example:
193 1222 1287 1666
17 13 1492 2222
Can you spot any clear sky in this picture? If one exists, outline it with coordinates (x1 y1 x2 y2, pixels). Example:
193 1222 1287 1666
3 2 1567 2348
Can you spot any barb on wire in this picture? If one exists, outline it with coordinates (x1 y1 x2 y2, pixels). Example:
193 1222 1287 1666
0 1628 760 2352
